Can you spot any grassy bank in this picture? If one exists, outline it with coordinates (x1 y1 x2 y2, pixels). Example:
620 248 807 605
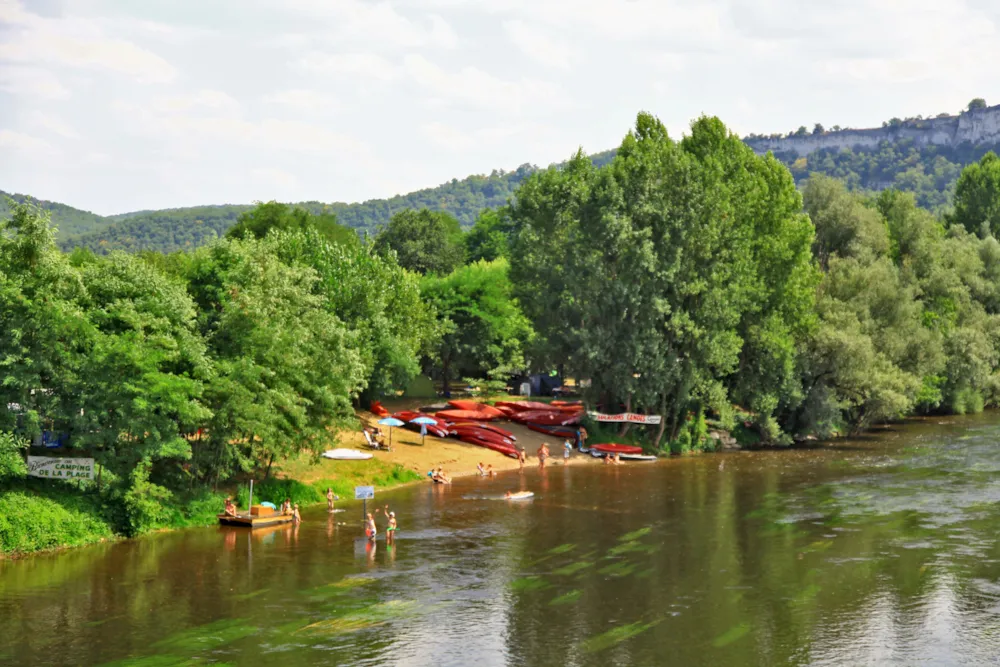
0 458 421 559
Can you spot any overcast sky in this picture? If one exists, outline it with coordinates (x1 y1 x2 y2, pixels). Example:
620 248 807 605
1 0 999 215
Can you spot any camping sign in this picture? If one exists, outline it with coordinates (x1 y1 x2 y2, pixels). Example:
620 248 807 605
27 456 95 480
587 412 662 425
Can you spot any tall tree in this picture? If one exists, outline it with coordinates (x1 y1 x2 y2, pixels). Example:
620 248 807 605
420 259 532 396
951 152 1000 237
226 200 359 248
465 208 513 262
373 209 466 275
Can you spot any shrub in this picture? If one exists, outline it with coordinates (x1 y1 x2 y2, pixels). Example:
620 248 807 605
0 433 27 481
0 490 113 555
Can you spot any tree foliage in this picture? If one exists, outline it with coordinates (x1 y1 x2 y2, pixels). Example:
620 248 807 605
951 152 1000 237
373 209 466 275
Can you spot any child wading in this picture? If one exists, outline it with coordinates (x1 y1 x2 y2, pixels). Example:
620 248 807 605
365 512 377 542
326 487 338 513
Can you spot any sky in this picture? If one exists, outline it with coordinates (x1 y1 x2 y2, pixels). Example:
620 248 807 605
1 0 999 216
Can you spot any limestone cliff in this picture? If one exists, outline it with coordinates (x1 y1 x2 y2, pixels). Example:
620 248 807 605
745 104 1000 158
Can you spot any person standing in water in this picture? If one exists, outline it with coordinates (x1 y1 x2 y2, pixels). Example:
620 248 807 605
382 505 397 545
292 503 302 524
326 487 337 513
563 439 572 462
365 512 378 541
517 447 526 470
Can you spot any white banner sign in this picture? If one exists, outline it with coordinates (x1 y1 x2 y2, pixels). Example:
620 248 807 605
27 456 95 480
588 412 662 425
354 486 375 500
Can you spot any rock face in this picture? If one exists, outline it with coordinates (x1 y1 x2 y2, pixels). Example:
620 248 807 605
745 104 1000 158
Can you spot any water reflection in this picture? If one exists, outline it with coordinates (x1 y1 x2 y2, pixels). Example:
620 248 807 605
2 415 1000 665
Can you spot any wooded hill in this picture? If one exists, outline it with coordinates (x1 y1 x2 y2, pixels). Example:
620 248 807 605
4 126 999 255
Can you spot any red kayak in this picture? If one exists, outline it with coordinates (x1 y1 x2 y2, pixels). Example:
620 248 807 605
512 410 582 426
448 426 515 448
453 432 518 458
590 443 643 455
525 424 579 438
449 422 515 439
370 401 390 417
437 409 497 422
494 400 553 413
550 400 583 407
447 400 506 418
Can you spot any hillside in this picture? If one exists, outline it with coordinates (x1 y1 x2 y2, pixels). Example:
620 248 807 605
4 105 999 254
0 191 112 240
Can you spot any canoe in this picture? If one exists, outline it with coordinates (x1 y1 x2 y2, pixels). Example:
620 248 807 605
494 400 554 413
453 432 518 458
449 422 515 439
511 410 581 426
449 427 516 448
370 401 390 417
437 409 497 422
505 491 534 500
322 449 374 460
525 424 579 438
590 443 644 455
619 454 658 461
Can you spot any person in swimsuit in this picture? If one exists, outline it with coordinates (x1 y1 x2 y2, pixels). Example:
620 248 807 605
292 503 302 524
603 453 612 465
382 505 398 544
504 490 512 499
563 439 572 461
487 464 496 478
281 498 292 515
517 447 526 470
365 512 377 541
326 487 337 513
224 497 237 517
538 443 549 468
477 462 485 476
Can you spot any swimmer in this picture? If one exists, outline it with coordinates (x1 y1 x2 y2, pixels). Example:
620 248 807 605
292 503 302 524
537 443 549 468
487 464 496 478
477 462 485 477
517 447 526 470
365 512 377 542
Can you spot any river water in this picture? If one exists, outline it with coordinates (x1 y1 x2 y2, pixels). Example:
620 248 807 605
4 415 1000 666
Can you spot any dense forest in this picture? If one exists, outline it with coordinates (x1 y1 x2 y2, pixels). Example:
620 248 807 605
4 110 1000 551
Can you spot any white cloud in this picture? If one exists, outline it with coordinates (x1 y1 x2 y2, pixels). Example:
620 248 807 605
280 0 459 50
0 0 177 83
296 52 398 81
251 167 299 189
26 113 79 139
0 65 70 99
403 54 567 114
0 128 57 156
264 89 340 113
502 20 578 69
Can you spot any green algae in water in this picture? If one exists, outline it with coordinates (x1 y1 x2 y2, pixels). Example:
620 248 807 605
232 588 269 601
619 527 651 542
712 622 750 648
792 583 822 606
333 576 377 589
511 575 550 592
298 599 422 637
552 560 592 576
608 540 653 557
580 618 662 653
548 543 576 555
549 589 583 606
598 561 637 577
150 618 257 654
100 656 225 667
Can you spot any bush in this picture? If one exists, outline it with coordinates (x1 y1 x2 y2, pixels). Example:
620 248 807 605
120 462 173 536
237 478 322 508
0 489 114 555
0 433 27 481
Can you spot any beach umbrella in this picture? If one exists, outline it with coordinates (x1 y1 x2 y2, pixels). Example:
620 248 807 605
378 417 405 448
410 416 437 446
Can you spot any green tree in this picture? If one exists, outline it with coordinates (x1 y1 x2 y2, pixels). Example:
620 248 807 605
968 98 987 112
373 209 466 274
813 123 825 135
226 200 359 248
420 259 532 396
465 208 513 262
951 152 1000 237
510 113 817 446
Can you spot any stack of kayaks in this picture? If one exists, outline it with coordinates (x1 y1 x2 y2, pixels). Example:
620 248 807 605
448 423 518 458
392 411 450 437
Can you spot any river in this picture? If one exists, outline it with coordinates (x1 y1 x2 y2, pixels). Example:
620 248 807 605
3 414 1000 666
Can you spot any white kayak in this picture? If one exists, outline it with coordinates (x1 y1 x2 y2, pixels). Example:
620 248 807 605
505 491 534 500
322 449 374 460
619 454 657 461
